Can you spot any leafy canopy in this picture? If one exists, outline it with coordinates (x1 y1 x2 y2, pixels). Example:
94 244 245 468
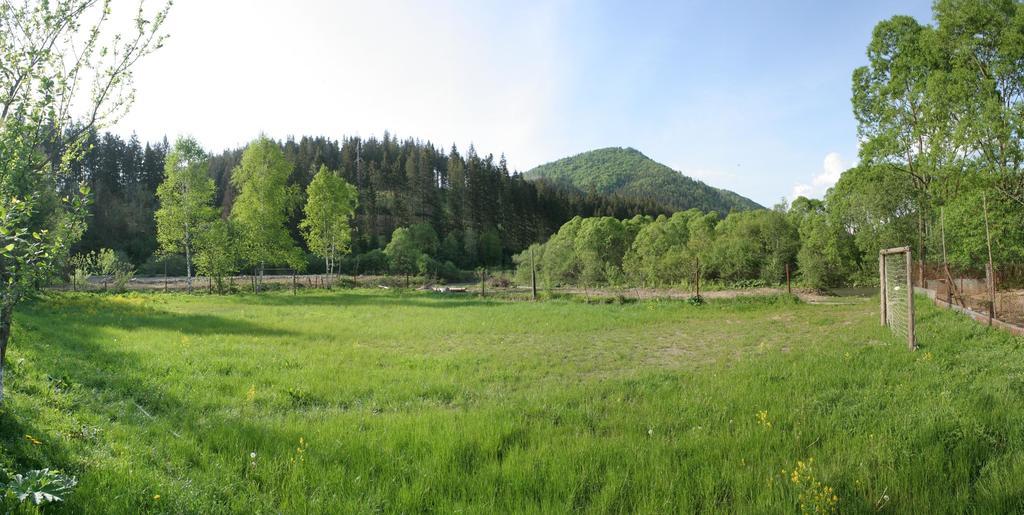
384 227 421 276
155 136 217 272
525 147 762 213
230 137 304 270
300 165 358 265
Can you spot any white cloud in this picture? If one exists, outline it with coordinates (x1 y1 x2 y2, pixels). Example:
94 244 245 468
813 152 846 187
788 152 853 201
790 183 814 200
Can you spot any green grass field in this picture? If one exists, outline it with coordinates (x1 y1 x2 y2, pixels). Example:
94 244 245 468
1 290 1023 513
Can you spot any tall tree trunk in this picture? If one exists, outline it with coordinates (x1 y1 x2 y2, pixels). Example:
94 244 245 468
185 226 193 294
917 211 925 287
185 244 193 294
0 304 13 404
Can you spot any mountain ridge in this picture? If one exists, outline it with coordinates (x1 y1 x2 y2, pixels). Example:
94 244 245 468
523 147 763 213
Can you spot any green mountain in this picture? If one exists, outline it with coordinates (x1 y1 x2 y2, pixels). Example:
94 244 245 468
523 147 763 213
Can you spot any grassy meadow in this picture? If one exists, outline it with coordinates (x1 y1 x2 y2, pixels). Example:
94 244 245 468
0 289 1022 513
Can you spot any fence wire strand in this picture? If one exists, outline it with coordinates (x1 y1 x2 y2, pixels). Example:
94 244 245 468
885 253 910 340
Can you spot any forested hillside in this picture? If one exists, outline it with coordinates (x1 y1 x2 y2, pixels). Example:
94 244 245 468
524 147 763 213
67 132 671 271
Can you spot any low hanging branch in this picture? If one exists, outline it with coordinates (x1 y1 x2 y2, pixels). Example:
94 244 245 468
0 0 171 403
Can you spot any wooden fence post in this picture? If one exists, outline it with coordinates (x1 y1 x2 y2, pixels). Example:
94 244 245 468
986 264 995 326
983 193 996 325
941 207 951 305
786 263 791 294
879 251 887 327
906 249 915 350
695 256 701 298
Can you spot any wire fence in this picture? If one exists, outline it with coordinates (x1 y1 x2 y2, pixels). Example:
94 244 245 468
914 198 1024 331
884 253 911 341
919 263 1024 327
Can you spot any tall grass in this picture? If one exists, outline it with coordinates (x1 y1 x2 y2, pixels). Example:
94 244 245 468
0 290 1021 513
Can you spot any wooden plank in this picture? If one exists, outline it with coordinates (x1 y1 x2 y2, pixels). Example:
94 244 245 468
880 246 912 256
943 265 965 308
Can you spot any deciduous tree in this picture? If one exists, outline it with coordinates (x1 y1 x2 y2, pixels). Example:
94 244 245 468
300 165 358 286
155 137 216 292
230 137 304 290
0 0 169 402
852 14 966 281
194 219 239 293
935 0 1024 207
384 227 420 286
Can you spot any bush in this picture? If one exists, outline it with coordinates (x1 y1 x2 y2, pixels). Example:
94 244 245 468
797 213 856 290
304 252 326 275
438 261 467 282
417 254 440 280
355 249 388 275
488 276 511 288
194 220 240 293
137 254 188 277
67 249 135 291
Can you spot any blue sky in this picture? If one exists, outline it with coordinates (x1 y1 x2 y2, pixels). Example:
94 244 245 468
116 0 934 207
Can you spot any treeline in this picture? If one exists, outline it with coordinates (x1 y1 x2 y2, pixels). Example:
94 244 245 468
523 147 762 212
64 131 670 274
516 0 1024 293
513 198 854 291
842 0 1024 283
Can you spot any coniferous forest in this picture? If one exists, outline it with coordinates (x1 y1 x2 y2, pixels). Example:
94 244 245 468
67 131 671 274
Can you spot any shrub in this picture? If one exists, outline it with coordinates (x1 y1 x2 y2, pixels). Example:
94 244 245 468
68 249 135 291
438 261 466 282
356 249 388 275
136 254 188 277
